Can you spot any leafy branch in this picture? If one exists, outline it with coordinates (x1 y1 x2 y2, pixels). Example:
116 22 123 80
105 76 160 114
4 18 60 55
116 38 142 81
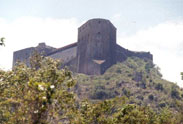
0 37 5 46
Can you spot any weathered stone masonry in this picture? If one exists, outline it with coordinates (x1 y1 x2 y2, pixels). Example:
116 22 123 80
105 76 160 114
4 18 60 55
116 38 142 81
13 18 153 75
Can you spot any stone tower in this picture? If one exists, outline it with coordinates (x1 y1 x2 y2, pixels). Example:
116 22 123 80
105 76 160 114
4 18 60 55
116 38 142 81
77 19 117 75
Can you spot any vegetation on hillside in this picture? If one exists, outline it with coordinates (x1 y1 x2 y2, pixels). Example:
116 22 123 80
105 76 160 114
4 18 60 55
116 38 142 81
0 55 183 123
75 58 183 107
74 57 183 120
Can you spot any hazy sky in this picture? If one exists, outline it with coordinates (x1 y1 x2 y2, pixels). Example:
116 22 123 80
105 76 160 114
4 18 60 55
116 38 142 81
0 0 183 87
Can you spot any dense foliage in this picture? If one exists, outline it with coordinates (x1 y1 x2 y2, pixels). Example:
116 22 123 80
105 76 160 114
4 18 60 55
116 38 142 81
0 56 183 123
0 57 77 123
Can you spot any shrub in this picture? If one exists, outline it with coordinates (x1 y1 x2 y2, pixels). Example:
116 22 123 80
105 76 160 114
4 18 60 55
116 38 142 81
116 82 122 87
159 102 166 108
122 88 131 97
136 95 144 100
140 82 146 89
145 62 154 73
116 68 121 73
148 94 154 101
171 88 180 99
155 83 164 91
91 85 117 99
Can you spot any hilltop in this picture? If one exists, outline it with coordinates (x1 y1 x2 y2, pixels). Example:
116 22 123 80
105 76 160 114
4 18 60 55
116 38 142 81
74 57 183 112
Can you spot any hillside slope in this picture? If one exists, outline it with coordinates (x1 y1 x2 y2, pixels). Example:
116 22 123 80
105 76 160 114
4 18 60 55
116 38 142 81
74 57 183 112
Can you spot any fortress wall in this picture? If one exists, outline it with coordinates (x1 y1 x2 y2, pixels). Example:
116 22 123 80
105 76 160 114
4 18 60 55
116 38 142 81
13 43 56 67
116 44 153 62
49 46 77 64
12 18 153 76
116 45 129 62
13 47 35 67
131 52 153 60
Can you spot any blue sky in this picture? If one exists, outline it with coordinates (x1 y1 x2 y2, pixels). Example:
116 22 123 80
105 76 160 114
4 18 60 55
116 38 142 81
0 0 182 33
0 0 183 87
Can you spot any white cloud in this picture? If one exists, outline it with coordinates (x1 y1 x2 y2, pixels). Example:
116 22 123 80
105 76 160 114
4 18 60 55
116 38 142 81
118 20 183 87
0 16 81 70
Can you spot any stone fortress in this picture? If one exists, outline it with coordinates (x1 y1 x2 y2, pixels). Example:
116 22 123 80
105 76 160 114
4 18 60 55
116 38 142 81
13 18 153 75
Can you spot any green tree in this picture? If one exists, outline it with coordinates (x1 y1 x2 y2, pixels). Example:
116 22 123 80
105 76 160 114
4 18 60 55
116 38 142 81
158 108 174 124
77 97 127 124
0 56 77 124
0 37 5 46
